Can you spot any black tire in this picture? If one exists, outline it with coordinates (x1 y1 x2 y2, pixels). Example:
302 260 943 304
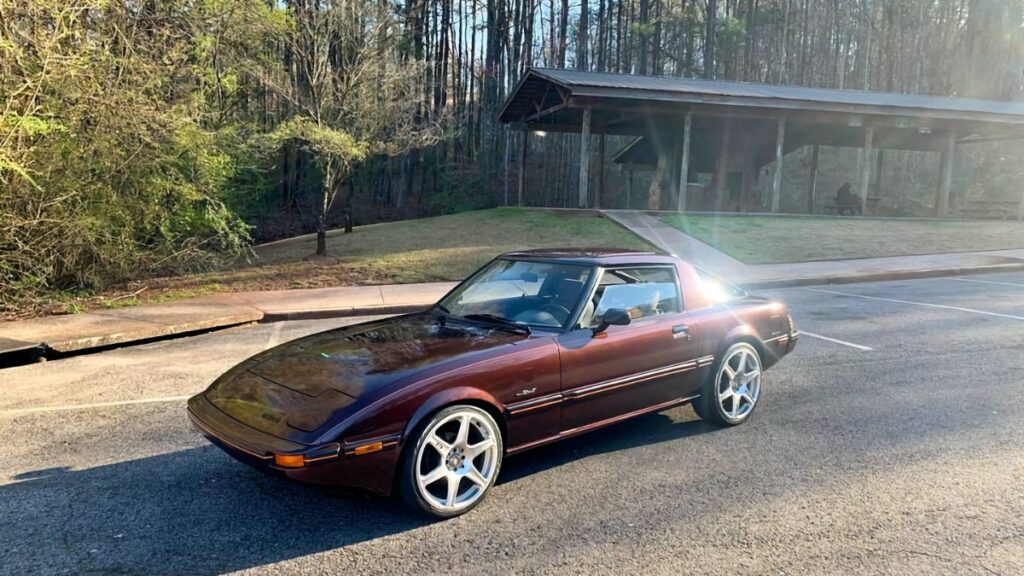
398 404 503 519
693 342 763 427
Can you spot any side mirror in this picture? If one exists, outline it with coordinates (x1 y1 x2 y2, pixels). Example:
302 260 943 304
592 308 631 335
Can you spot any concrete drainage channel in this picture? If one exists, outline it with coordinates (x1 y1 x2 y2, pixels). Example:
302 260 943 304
0 341 49 367
0 304 432 370
0 323 256 369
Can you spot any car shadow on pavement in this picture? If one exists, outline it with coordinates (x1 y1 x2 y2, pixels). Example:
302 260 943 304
499 406 717 484
0 446 428 575
0 407 714 575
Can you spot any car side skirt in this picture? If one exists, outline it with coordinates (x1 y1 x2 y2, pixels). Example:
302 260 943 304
505 394 701 455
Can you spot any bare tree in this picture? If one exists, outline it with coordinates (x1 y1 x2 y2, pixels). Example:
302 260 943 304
261 0 445 255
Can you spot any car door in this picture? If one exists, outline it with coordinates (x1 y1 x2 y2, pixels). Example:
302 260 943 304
556 265 704 432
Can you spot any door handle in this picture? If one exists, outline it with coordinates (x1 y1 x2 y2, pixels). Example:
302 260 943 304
672 325 691 340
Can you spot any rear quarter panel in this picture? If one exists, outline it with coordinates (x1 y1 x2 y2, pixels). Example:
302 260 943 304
677 262 790 368
685 298 790 369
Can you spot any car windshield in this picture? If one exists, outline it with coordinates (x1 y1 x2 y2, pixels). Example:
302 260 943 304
437 259 593 329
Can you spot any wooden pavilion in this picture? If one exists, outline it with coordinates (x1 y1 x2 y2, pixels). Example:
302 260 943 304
499 68 1024 218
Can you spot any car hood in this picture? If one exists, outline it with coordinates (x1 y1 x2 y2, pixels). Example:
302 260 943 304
204 313 526 441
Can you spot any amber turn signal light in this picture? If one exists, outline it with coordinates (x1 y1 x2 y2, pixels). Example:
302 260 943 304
273 453 305 468
351 441 384 456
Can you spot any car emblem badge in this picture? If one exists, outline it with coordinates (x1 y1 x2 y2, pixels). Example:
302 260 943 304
515 387 537 397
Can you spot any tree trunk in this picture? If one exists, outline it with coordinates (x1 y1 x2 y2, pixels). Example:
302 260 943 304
316 163 333 256
316 230 327 254
648 152 667 210
639 0 650 73
704 0 717 78
578 0 589 70
558 0 569 68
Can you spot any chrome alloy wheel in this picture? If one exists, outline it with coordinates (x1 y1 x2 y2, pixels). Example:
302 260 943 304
716 344 762 422
414 408 500 513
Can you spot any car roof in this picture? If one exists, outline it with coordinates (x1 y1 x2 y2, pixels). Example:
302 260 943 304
498 248 679 267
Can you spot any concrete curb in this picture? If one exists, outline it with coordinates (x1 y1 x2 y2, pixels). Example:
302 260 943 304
739 263 1024 291
0 301 264 355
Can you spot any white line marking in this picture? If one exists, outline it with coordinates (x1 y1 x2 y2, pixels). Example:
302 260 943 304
0 396 191 417
948 276 1024 288
266 321 283 348
798 330 874 351
806 287 1024 321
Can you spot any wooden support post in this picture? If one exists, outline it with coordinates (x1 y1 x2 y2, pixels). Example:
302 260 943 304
667 138 680 210
596 133 606 209
578 108 592 208
517 130 528 207
625 169 633 209
936 130 956 218
859 126 874 215
677 111 692 212
874 149 885 198
771 117 786 213
740 145 755 213
807 144 819 214
714 118 732 211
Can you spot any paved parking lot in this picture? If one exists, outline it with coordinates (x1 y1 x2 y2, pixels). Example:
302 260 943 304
1 274 1022 575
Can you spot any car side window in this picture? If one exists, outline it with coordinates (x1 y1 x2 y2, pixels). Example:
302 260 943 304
582 266 681 327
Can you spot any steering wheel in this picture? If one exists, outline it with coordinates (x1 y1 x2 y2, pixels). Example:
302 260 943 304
540 303 572 325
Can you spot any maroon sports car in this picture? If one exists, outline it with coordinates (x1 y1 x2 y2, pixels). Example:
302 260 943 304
188 249 798 518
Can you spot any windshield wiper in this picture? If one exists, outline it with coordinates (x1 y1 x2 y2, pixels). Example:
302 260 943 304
431 304 452 327
462 313 531 335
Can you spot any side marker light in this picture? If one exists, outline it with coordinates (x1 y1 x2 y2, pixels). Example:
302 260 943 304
274 453 305 468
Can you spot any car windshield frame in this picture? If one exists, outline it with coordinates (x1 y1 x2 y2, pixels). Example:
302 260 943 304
434 257 598 332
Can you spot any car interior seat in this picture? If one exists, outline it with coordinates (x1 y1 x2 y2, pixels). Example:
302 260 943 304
578 299 596 328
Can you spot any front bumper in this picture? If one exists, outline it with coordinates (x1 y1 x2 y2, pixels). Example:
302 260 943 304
786 330 800 353
761 330 798 367
187 395 401 496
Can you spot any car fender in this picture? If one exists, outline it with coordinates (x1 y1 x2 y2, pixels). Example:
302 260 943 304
400 386 506 449
718 321 794 370
718 323 767 357
722 322 764 344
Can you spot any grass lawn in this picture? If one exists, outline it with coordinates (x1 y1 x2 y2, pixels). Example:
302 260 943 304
251 207 653 283
25 208 652 318
661 214 1024 264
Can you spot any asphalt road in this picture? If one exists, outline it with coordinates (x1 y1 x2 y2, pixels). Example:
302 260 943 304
1 274 1023 575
